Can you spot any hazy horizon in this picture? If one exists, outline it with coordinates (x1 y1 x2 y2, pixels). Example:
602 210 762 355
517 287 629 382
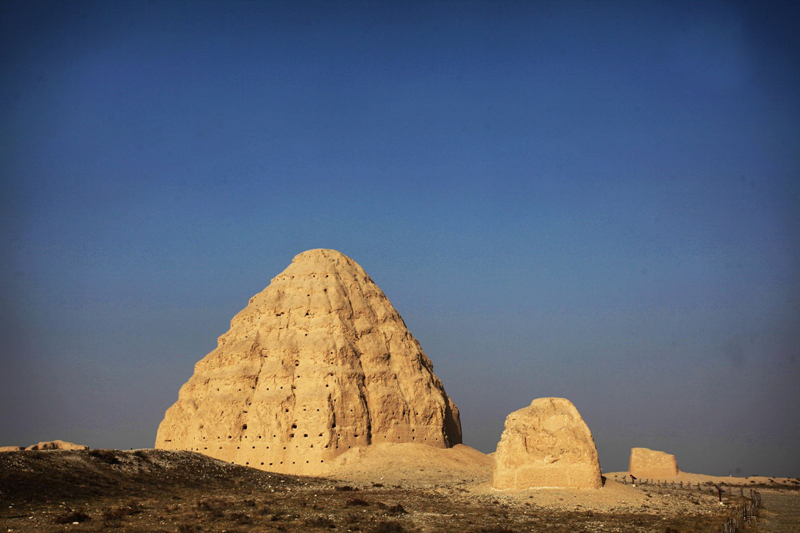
2 0 798 477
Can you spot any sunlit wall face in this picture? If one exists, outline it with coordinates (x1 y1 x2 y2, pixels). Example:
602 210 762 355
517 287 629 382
1 0 798 477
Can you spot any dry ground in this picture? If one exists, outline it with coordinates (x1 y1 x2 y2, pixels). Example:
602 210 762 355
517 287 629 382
0 449 796 532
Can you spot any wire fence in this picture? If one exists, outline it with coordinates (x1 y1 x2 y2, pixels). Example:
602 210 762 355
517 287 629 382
619 476 762 532
719 489 761 533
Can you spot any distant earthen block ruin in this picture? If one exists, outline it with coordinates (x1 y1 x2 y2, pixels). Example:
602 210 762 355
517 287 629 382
492 397 602 490
628 447 679 478
0 440 89 452
155 249 461 475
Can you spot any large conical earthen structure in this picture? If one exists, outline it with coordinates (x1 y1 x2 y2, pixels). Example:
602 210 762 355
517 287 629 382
156 249 461 474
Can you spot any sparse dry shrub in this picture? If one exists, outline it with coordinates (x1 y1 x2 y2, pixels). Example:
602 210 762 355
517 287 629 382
372 521 404 533
196 498 226 519
54 510 91 524
258 505 272 515
230 512 253 525
306 515 336 528
196 498 223 511
133 450 150 460
345 512 363 524
377 502 407 514
88 449 121 464
102 503 142 521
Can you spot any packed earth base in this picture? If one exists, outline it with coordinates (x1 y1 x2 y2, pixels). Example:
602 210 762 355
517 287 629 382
2 449 798 532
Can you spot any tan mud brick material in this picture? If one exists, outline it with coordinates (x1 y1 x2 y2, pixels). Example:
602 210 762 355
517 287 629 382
492 397 602 490
628 447 679 478
156 249 461 475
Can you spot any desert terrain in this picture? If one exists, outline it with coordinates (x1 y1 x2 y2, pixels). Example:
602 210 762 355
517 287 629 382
2 446 798 532
4 249 797 532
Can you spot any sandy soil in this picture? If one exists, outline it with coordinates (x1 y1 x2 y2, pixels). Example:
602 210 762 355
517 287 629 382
1 447 795 532
325 444 493 487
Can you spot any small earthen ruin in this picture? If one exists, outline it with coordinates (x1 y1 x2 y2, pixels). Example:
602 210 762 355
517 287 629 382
628 447 679 478
0 440 89 452
492 397 602 490
155 249 461 474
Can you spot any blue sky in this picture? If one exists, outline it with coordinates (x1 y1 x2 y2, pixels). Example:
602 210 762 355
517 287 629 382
1 0 798 476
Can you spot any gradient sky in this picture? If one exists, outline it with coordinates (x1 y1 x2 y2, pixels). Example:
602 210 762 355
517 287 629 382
2 0 798 477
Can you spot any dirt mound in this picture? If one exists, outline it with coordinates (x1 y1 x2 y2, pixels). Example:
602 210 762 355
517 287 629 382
326 443 492 486
0 448 304 505
25 440 88 451
156 249 461 475
628 447 679 478
492 397 602 490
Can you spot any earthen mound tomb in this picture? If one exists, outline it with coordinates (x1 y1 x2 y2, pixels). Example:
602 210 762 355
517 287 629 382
17 440 88 451
156 249 461 475
628 447 679 478
492 397 602 490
